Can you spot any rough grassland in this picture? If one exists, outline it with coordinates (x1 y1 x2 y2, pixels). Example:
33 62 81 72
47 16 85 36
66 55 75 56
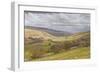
24 28 90 62
32 47 90 61
25 29 67 41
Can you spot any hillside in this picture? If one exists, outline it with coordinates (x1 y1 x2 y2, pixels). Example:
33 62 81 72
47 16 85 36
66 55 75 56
25 28 68 42
24 27 90 62
33 47 90 61
25 26 71 36
66 32 90 41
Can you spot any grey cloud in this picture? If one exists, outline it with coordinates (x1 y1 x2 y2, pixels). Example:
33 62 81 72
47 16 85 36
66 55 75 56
24 11 90 33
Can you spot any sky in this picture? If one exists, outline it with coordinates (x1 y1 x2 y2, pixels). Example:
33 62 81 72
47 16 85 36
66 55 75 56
24 11 90 33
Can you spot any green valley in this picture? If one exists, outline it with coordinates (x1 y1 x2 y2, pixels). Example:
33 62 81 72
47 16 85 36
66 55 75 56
24 27 90 62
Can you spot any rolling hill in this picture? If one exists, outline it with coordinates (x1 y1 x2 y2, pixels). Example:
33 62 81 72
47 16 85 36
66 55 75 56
25 26 71 36
24 26 90 62
24 27 69 42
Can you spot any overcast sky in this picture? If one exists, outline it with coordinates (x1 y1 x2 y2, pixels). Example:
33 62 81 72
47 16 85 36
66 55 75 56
24 11 90 33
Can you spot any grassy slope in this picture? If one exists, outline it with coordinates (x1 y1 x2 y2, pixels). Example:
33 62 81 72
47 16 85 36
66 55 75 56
25 29 67 41
66 32 90 41
33 47 90 61
24 28 90 61
25 29 89 42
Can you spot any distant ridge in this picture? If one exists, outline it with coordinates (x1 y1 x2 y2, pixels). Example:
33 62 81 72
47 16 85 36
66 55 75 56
25 26 71 36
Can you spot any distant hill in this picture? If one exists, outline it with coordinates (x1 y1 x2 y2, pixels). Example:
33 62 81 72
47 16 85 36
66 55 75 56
66 32 90 41
25 26 90 44
25 26 71 36
25 28 68 42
